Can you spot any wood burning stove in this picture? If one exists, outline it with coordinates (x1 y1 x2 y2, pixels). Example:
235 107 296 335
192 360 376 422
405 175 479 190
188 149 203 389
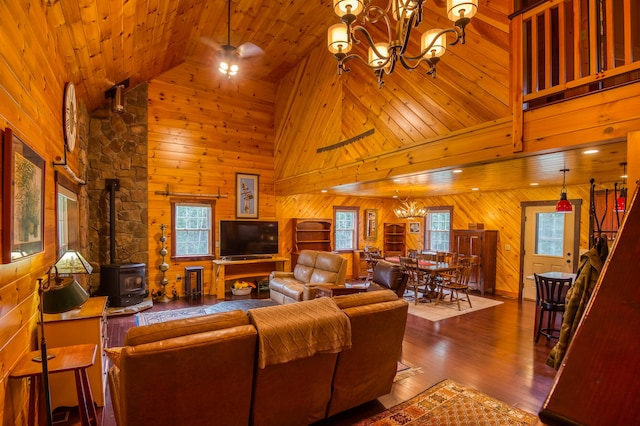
97 178 146 306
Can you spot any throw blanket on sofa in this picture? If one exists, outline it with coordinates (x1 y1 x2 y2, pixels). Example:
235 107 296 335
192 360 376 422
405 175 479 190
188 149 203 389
248 297 352 368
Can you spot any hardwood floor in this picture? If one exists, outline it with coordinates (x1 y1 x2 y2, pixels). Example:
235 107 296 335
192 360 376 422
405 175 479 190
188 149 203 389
70 292 560 425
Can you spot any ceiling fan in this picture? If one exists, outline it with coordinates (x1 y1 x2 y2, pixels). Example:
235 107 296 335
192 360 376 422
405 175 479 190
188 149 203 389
200 0 264 77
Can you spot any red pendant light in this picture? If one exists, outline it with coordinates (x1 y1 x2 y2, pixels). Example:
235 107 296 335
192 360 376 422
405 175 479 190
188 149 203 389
615 162 628 213
556 169 572 213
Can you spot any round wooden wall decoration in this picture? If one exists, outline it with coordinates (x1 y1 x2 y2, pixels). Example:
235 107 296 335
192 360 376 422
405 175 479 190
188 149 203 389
63 82 77 152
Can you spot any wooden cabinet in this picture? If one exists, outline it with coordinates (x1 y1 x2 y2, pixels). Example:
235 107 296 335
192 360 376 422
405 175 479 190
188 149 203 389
451 230 498 295
292 218 333 265
383 223 406 257
211 257 290 298
40 296 108 409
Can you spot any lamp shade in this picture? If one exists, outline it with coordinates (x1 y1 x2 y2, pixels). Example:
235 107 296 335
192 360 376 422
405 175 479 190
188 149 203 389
55 250 93 275
333 0 364 17
368 43 389 68
422 29 447 58
447 0 478 21
42 278 89 314
555 192 573 213
328 23 351 54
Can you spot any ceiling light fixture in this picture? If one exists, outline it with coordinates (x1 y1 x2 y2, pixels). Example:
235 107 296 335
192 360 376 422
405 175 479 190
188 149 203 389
328 0 478 88
219 0 239 77
555 168 573 213
393 191 429 219
615 162 627 213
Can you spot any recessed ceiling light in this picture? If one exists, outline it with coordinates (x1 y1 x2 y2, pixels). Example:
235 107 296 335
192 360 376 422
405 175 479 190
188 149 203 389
583 149 599 154
530 182 539 186
452 169 463 173
471 187 479 191
320 189 327 193
621 174 628 179
393 178 402 183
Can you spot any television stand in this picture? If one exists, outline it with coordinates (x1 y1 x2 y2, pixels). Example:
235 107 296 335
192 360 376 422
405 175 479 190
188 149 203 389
211 256 290 298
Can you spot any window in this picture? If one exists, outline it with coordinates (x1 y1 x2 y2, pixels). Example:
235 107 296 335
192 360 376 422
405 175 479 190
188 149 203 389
535 212 564 256
424 207 453 251
171 200 215 260
334 207 359 251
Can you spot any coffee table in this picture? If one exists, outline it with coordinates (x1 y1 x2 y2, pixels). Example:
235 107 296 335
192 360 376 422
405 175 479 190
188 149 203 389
315 285 368 298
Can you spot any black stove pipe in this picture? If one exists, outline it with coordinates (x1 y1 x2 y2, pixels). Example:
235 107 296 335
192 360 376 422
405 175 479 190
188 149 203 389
105 179 120 264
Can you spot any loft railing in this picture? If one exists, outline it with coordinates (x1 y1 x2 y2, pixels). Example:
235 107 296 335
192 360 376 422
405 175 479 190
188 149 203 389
512 0 640 110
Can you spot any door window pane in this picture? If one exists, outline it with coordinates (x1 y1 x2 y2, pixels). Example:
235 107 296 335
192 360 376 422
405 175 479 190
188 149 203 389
535 212 564 256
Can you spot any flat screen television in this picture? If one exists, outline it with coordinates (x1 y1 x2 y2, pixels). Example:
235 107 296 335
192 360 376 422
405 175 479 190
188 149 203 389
219 220 279 259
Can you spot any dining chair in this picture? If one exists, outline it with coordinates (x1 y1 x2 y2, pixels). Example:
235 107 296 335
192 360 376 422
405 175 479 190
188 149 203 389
399 256 428 305
533 273 573 343
363 250 383 282
435 259 472 310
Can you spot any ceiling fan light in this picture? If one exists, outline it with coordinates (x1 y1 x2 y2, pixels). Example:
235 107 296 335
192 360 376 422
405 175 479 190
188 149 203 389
328 23 352 54
447 0 478 21
422 29 447 58
333 0 364 18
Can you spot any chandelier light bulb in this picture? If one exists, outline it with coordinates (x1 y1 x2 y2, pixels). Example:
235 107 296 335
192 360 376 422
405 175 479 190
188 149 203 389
447 0 478 22
369 43 390 68
422 29 447 58
333 0 364 18
328 23 352 54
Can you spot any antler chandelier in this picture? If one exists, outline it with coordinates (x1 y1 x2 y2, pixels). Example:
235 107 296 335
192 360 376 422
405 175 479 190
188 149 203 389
394 197 429 219
328 0 478 87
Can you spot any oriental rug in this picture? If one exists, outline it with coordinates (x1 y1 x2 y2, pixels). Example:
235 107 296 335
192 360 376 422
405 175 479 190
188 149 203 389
356 379 538 425
405 294 503 322
135 299 278 326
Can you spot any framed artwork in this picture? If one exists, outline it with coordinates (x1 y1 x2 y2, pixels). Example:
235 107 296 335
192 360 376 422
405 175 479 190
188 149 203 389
2 128 45 263
409 222 421 234
364 209 377 240
235 173 259 219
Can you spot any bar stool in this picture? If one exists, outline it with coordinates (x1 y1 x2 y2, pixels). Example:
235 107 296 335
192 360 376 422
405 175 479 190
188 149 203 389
184 266 204 299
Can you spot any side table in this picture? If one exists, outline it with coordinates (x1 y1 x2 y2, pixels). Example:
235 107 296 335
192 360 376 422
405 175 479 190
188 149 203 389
10 344 98 426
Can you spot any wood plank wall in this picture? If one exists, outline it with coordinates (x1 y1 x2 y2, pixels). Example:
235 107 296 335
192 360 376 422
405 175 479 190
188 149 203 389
0 2 81 424
147 63 276 296
277 183 593 298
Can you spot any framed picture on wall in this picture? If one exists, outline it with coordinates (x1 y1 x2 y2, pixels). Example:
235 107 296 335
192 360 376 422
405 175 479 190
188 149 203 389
2 128 45 263
409 222 421 234
365 209 377 240
236 173 259 219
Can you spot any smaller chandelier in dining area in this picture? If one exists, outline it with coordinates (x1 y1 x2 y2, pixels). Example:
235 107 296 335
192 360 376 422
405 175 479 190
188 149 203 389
327 0 478 87
394 198 429 219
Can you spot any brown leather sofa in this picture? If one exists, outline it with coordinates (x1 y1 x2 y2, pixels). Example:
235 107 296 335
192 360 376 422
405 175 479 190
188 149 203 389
269 249 348 304
107 290 408 426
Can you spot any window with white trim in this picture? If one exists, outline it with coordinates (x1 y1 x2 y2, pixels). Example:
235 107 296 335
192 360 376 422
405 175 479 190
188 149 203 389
334 207 359 251
424 207 453 251
171 200 215 260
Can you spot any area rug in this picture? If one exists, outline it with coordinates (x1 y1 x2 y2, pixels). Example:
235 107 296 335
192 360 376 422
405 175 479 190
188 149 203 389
356 379 538 425
135 299 278 326
405 294 503 322
394 362 423 383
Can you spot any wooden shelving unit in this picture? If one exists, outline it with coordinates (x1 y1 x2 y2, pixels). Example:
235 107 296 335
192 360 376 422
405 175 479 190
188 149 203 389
292 218 333 265
383 223 406 257
451 229 498 295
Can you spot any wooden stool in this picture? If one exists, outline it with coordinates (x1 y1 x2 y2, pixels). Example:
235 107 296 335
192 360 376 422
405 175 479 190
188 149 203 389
10 344 98 426
184 266 204 299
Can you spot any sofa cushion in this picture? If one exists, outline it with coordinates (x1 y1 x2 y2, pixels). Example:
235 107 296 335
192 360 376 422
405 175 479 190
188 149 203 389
125 309 249 346
293 263 314 283
310 269 338 284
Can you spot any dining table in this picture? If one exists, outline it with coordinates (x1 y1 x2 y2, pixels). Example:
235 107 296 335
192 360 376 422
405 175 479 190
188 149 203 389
385 257 459 300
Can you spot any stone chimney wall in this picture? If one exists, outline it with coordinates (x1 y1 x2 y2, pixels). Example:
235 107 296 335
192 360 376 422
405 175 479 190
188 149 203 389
87 83 148 294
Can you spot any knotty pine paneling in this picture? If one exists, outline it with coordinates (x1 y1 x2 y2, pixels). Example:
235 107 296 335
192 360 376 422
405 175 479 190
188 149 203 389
1 2 84 424
147 66 276 296
278 183 592 297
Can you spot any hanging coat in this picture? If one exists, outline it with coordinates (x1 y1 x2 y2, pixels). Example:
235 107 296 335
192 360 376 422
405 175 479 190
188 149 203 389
546 242 608 369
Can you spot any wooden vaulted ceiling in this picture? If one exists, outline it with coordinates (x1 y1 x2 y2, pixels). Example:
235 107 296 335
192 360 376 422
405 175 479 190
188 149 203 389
45 0 628 197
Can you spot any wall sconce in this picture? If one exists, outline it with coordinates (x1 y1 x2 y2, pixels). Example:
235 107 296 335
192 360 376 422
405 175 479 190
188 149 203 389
104 78 130 114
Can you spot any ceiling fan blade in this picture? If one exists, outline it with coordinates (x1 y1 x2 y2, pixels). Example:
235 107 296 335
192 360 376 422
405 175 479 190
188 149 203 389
199 36 222 51
237 42 264 59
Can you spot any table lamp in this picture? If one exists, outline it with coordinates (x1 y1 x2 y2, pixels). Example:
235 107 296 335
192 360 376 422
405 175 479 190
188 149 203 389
36 250 92 426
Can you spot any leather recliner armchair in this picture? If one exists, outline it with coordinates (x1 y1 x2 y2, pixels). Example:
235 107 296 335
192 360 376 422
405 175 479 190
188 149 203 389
367 260 408 297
